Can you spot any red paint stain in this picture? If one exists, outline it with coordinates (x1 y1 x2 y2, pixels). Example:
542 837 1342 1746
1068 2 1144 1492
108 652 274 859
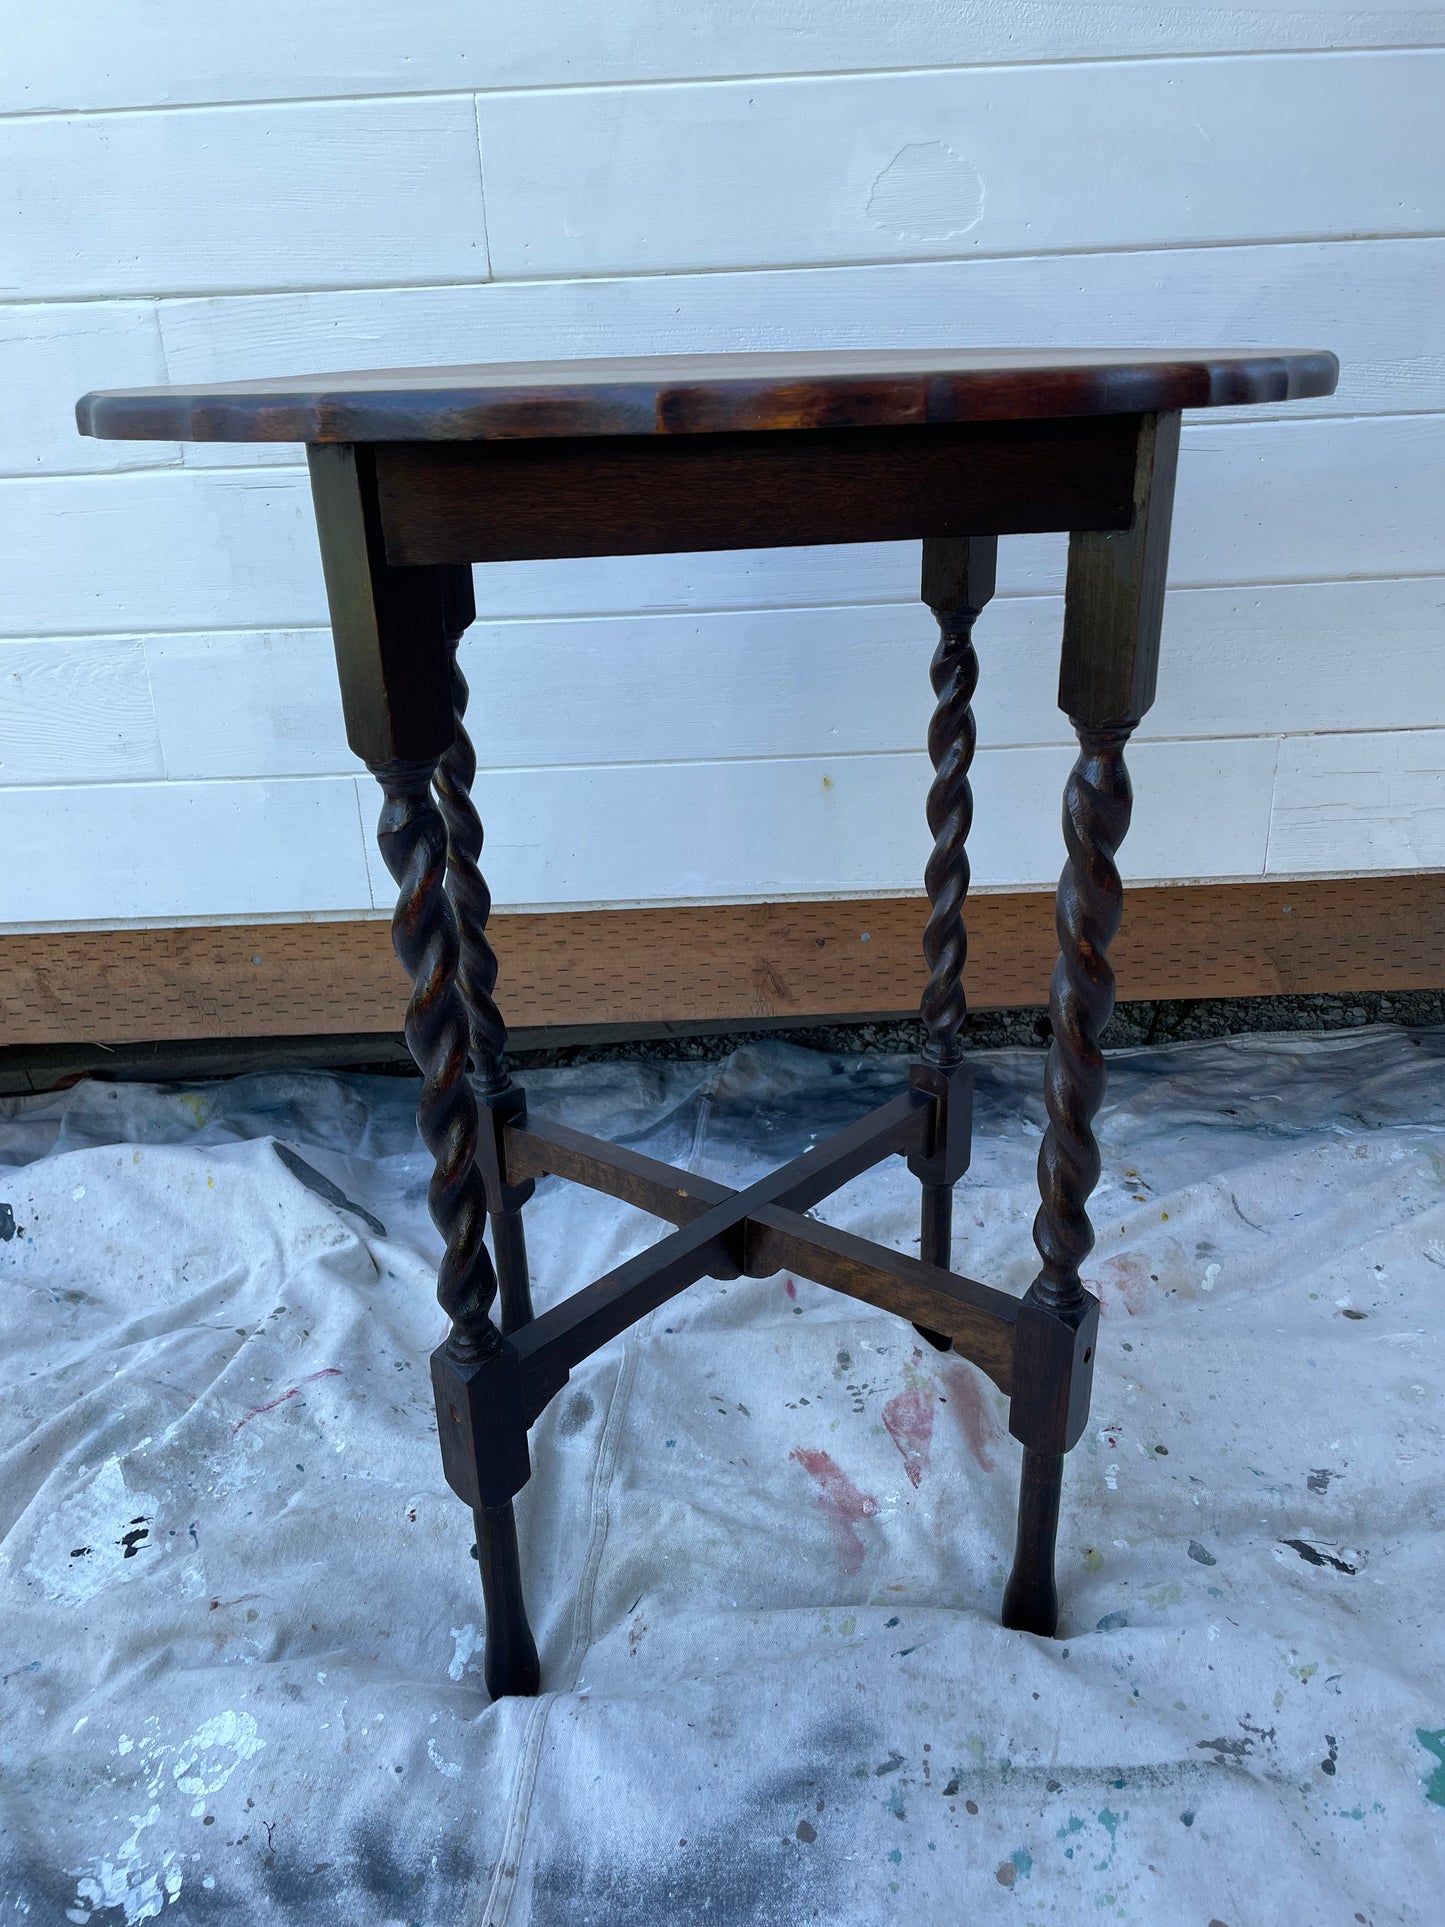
789 1446 878 1573
231 1367 342 1435
882 1384 934 1489
1096 1252 1150 1316
783 1277 798 1301
941 1360 1000 1472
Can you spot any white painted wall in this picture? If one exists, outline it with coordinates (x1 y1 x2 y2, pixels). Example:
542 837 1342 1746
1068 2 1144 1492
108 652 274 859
1 9 1443 931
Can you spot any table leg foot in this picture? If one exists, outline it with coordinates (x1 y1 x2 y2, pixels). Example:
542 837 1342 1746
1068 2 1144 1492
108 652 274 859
474 1502 541 1699
1001 1448 1063 1635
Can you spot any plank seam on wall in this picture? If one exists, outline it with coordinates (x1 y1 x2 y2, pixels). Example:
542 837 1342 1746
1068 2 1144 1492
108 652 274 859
11 229 1437 332
83 232 1445 304
5 573 1445 649
1260 733 1285 874
7 43 1445 127
21 232 1435 305
0 865 1434 933
470 94 494 282
9 723 1445 790
8 4 1444 117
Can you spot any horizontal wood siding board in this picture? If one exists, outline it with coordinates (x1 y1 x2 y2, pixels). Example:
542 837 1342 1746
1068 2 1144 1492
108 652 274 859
0 301 177 476
6 5 1438 113
1270 728 1445 872
0 777 375 926
0 98 490 301
2 877 1441 1046
0 739 1273 925
29 580 1425 786
0 577 1419 790
475 53 1445 278
16 718 1445 923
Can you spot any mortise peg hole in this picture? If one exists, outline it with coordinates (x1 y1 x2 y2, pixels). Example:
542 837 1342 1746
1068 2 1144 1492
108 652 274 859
1083 1348 1092 1363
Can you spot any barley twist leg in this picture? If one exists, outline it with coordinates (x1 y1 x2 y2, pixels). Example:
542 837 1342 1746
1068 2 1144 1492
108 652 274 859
1002 722 1131 1635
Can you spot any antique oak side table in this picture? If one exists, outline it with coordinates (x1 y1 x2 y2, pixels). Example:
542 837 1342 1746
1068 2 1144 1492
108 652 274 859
78 348 1337 1699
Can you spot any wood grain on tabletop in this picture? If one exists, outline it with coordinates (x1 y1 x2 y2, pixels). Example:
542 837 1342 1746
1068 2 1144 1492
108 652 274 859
78 347 1337 443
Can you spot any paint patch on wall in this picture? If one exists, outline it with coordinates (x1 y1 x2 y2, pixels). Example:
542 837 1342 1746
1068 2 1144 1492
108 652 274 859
867 141 984 240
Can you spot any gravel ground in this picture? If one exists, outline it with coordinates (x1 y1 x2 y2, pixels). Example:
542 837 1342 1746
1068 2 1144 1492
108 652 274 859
6 991 1441 1094
510 987 1445 1070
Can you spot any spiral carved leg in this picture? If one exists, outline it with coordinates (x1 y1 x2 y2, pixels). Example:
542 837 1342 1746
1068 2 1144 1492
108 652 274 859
918 579 984 1071
433 592 535 1334
374 757 502 1360
1003 722 1130 1636
910 539 994 1348
372 756 539 1697
1031 722 1134 1316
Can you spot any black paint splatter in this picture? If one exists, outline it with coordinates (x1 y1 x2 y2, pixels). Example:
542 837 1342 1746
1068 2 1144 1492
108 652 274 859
1281 1538 1357 1575
1197 1736 1254 1761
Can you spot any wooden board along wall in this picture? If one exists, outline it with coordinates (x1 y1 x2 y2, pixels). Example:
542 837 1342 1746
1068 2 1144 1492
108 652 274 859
2 875 1441 1049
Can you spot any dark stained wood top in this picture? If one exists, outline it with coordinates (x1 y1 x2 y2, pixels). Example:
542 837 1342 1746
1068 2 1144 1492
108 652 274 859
77 347 1337 444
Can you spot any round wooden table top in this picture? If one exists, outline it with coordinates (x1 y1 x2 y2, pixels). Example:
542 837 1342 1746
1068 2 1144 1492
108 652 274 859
76 346 1337 444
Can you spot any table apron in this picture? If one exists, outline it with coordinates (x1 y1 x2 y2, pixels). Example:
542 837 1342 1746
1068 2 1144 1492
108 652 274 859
371 416 1141 566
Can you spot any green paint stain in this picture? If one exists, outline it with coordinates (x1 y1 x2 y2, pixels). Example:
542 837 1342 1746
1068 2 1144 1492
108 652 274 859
888 1786 906 1820
839 1614 856 1637
888 1848 902 1865
1010 1848 1033 1880
1415 1730 1445 1808
1092 1805 1124 1872
1082 1547 1104 1573
1289 1662 1318 1683
1056 1815 1086 1841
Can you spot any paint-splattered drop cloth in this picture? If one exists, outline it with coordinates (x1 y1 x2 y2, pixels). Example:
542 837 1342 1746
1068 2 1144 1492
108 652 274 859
1 1030 1441 1923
